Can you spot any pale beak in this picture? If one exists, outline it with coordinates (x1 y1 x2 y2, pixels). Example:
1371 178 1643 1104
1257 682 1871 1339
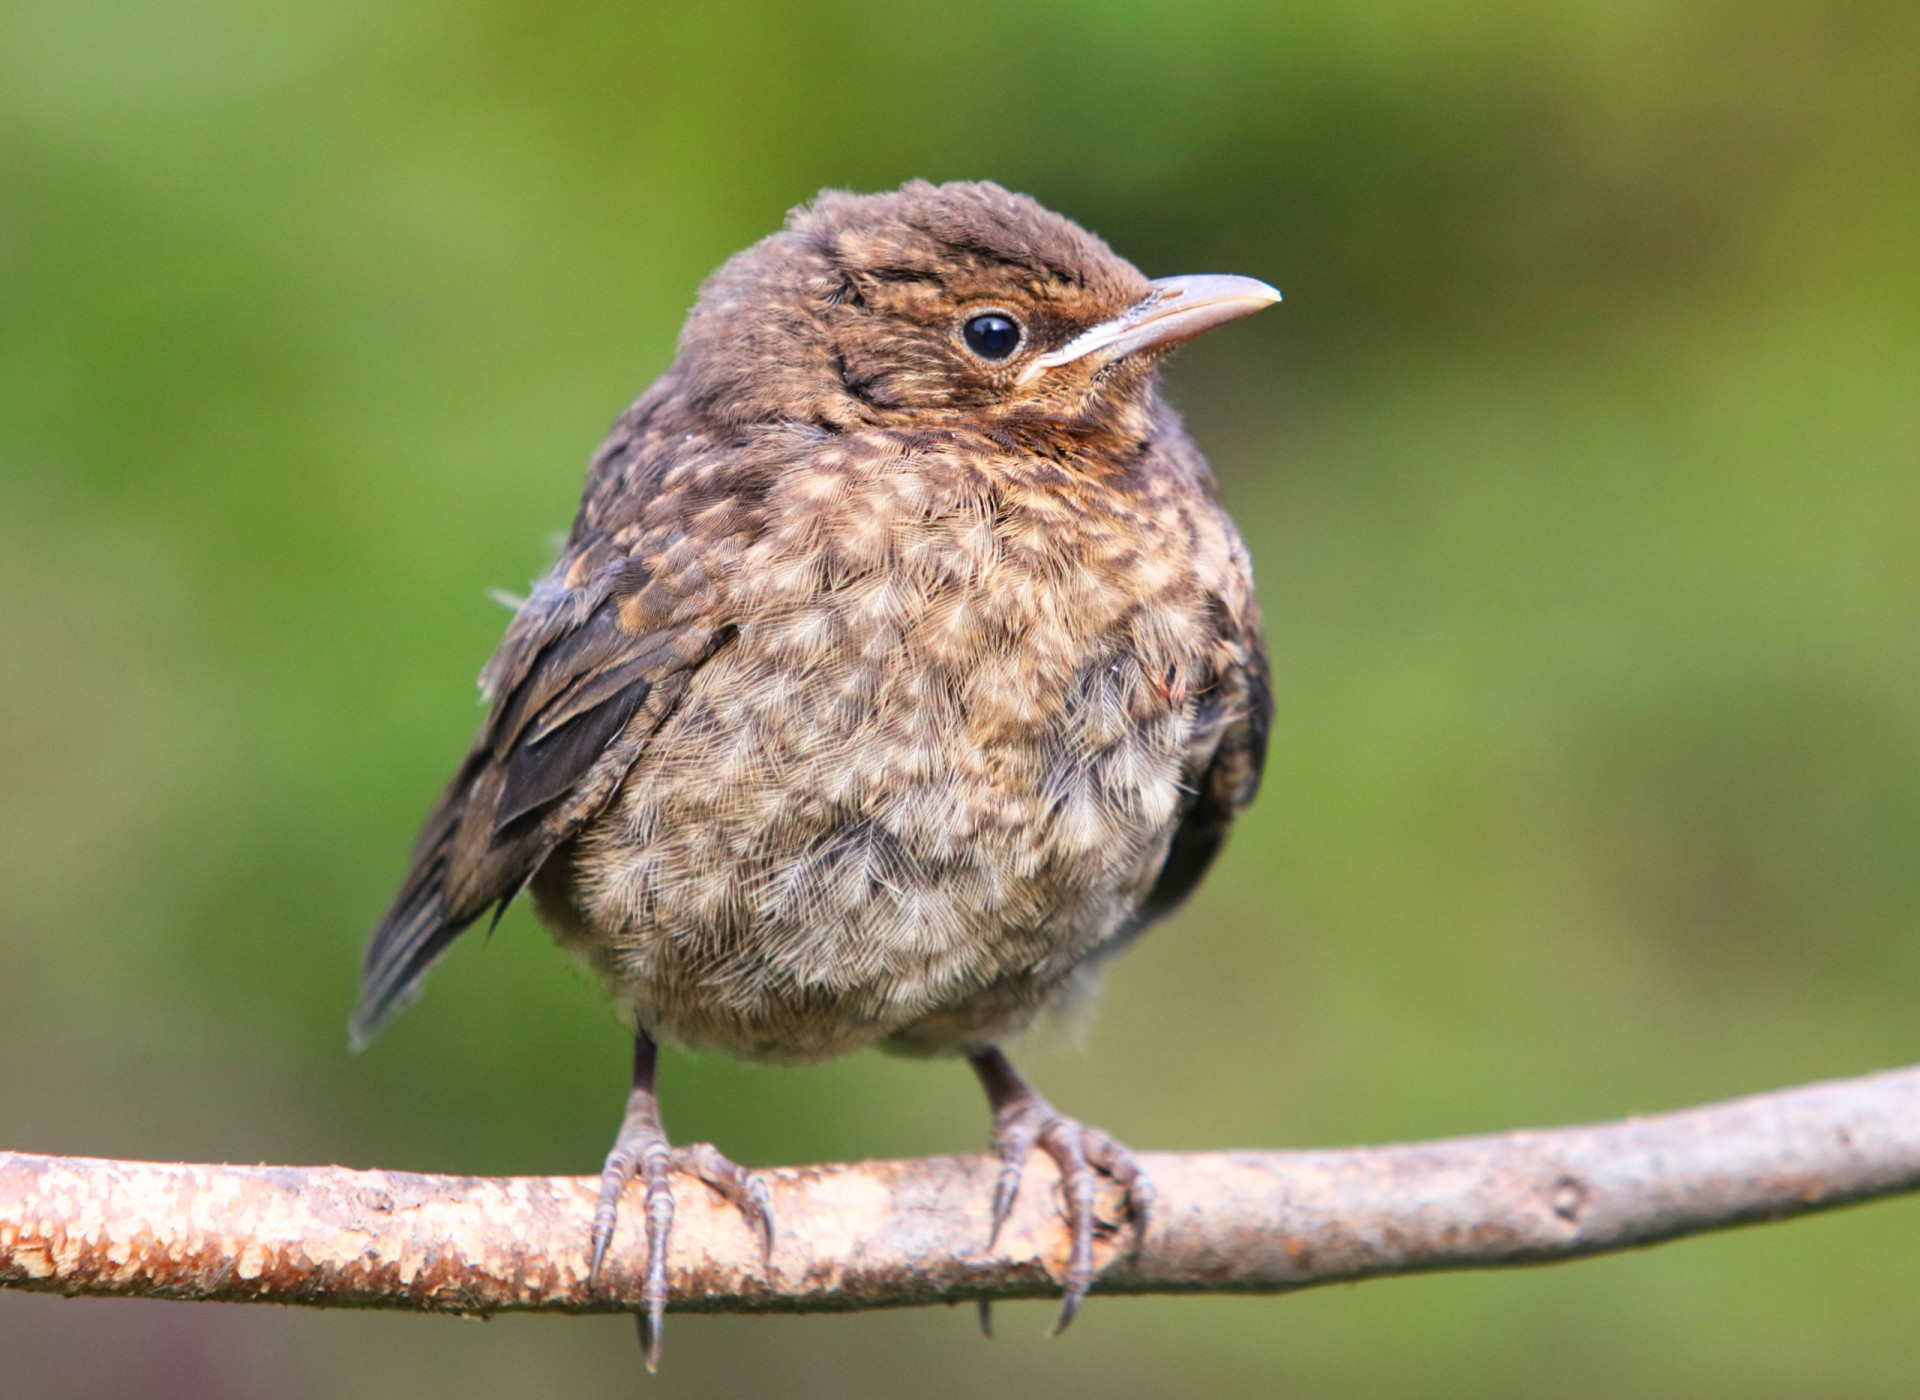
1018 274 1281 383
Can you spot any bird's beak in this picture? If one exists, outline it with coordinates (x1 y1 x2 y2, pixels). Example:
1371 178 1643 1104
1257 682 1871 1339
1019 274 1281 383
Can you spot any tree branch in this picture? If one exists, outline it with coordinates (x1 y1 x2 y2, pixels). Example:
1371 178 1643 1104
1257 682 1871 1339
6 1064 1920 1315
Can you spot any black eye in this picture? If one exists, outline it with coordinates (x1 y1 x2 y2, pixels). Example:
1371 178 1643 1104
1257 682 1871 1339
962 313 1022 360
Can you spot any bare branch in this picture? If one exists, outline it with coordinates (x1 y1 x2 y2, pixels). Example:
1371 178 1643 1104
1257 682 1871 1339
6 1064 1920 1315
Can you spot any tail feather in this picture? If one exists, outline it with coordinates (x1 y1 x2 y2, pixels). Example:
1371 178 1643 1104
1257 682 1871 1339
350 866 477 1051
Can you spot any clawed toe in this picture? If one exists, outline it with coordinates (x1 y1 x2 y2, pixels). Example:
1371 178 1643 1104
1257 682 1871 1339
675 1141 775 1262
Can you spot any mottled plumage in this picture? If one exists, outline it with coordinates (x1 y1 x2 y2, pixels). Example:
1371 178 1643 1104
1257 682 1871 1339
353 180 1275 1361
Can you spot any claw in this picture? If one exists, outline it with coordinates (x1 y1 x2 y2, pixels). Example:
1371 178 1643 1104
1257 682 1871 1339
986 1107 1043 1248
639 1138 674 1359
635 1309 661 1373
1050 1288 1084 1337
1040 1117 1100 1330
588 1136 643 1285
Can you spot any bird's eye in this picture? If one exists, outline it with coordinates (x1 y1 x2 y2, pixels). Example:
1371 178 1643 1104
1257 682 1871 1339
962 312 1022 361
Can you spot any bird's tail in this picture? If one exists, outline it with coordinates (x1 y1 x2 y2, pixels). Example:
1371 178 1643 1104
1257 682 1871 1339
349 861 478 1051
348 754 492 1051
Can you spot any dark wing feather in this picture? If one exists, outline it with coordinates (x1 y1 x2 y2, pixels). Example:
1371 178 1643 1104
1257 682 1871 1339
496 663 651 831
1109 608 1271 954
350 545 725 1050
1139 645 1270 922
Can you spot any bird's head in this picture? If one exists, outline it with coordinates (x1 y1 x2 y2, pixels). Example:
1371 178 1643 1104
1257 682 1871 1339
670 180 1278 436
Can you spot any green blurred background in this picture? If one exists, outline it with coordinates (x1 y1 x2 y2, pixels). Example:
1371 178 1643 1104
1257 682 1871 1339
3 0 1918 1394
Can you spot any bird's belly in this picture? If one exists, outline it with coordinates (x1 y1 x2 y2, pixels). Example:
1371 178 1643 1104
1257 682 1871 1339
551 619 1196 1064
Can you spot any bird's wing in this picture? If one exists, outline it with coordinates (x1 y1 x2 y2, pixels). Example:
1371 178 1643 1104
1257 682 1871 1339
350 517 733 1049
1112 599 1271 950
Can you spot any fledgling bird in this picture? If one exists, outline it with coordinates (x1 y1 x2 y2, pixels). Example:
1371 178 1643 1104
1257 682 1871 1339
352 180 1276 1365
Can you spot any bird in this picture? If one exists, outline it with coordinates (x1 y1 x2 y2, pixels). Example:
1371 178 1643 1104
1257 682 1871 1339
350 179 1276 1366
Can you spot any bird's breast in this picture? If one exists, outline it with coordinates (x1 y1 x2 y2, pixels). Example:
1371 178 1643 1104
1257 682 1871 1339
725 442 1209 817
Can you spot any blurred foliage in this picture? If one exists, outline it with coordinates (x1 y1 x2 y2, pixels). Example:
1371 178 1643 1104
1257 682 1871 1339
3 0 1919 1394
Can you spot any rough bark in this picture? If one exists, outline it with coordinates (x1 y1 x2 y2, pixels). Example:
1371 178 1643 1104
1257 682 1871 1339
5 1064 1920 1315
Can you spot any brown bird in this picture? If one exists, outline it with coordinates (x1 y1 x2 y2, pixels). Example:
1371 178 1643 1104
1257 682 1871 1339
351 179 1276 1363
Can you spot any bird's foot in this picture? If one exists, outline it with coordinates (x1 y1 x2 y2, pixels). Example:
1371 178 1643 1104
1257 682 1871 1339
589 1034 772 1371
969 1048 1154 1335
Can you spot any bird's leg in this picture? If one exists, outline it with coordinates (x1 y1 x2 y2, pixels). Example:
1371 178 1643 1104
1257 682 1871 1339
589 1030 773 1371
967 1046 1154 1335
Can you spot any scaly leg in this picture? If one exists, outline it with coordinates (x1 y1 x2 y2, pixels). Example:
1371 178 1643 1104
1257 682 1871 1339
589 1031 773 1370
967 1047 1154 1335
